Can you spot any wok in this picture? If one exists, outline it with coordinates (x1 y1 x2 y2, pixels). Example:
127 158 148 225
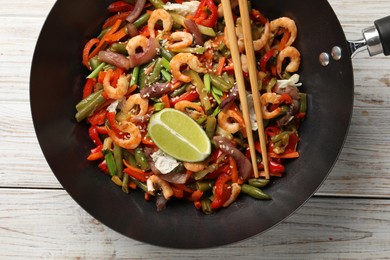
30 0 390 249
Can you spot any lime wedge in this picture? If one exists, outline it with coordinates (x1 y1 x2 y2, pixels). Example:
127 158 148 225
148 108 211 162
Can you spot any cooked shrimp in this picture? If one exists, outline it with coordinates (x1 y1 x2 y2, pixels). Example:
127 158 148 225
260 93 282 119
170 53 207 83
121 93 149 120
106 120 142 149
224 24 245 53
147 175 174 200
218 107 245 134
167 31 193 50
276 46 301 78
103 70 129 100
253 21 270 51
174 100 205 121
148 9 173 38
270 17 297 47
183 161 208 172
126 35 148 55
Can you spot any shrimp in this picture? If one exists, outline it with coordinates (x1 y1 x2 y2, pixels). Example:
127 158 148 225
174 100 205 121
260 93 282 119
224 24 245 53
147 175 174 200
183 161 208 172
126 35 148 55
167 31 193 50
121 93 149 121
270 17 297 47
103 70 129 100
217 106 245 134
253 21 270 51
106 120 142 149
148 9 173 38
276 46 301 78
170 53 207 83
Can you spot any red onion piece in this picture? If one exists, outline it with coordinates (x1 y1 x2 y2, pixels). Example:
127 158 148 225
213 136 253 181
140 82 171 98
184 18 203 46
126 23 139 38
98 50 130 70
126 0 146 23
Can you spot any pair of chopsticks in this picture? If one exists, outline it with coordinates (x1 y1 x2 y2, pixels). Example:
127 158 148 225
221 0 270 179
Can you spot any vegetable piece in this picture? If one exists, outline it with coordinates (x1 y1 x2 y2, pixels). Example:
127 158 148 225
126 0 146 23
87 62 106 79
103 149 118 176
75 90 106 122
134 148 150 171
200 197 213 214
193 0 218 28
248 178 270 188
209 74 233 92
240 184 271 200
113 144 124 178
108 1 134 12
186 70 212 113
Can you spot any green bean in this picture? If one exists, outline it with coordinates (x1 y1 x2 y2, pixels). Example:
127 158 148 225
209 74 233 92
212 86 223 96
211 90 221 104
128 176 148 193
135 148 150 171
248 178 270 188
210 106 221 117
193 163 218 180
240 184 272 200
113 144 124 178
154 102 165 111
133 13 150 28
160 47 174 61
200 197 213 214
109 43 128 55
169 85 185 98
161 57 171 71
161 69 172 82
299 93 307 114
170 46 205 54
149 0 164 9
122 174 130 194
89 56 102 71
147 57 163 85
203 74 211 93
205 116 217 139
123 149 137 166
265 77 277 93
75 90 106 122
138 61 155 89
196 180 214 192
87 62 106 79
103 149 117 176
97 27 110 39
186 70 212 113
130 66 140 87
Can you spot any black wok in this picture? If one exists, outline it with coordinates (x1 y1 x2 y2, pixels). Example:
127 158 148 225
30 0 390 249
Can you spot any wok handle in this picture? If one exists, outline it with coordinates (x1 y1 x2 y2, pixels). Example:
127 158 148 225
348 15 390 57
374 16 390 56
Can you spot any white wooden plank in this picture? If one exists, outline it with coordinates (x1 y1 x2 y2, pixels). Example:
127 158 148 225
0 189 389 259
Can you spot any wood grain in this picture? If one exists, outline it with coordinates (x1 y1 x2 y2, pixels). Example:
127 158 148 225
0 189 389 259
1 0 390 257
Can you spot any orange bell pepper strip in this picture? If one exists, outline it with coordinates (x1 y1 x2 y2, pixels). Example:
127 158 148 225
82 38 99 68
89 19 123 59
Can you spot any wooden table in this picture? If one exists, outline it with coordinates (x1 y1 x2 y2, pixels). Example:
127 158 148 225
1 0 390 258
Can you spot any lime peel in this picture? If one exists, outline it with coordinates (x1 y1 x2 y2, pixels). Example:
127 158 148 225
148 108 211 162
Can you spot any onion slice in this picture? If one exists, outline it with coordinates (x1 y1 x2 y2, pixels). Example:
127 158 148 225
184 18 203 46
98 50 130 70
126 0 146 23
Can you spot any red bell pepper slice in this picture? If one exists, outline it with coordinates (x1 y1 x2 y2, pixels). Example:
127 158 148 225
260 49 277 72
169 90 199 106
88 125 103 146
193 0 218 28
211 184 231 209
88 108 107 126
251 9 268 24
87 144 104 161
98 160 109 174
107 1 134 13
215 173 231 196
82 78 96 99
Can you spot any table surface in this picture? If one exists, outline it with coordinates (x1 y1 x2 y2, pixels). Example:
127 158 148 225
2 0 390 258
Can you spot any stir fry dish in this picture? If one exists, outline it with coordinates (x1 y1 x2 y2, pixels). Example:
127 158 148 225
75 0 307 213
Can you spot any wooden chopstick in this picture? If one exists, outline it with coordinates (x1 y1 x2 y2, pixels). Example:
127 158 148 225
237 0 270 179
221 0 259 178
